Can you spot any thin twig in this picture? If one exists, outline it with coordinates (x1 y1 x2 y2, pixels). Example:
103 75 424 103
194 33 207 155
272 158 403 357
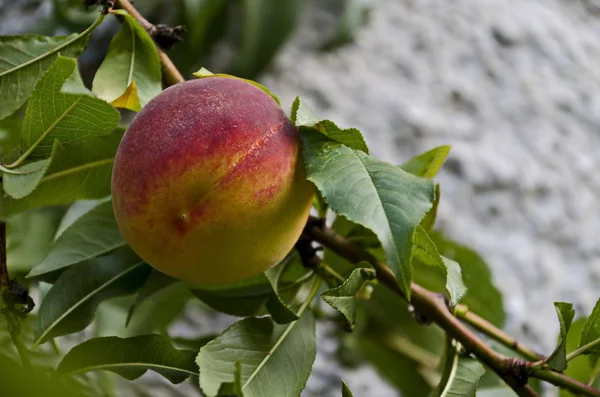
566 337 600 362
453 304 544 362
0 222 7 288
113 0 185 86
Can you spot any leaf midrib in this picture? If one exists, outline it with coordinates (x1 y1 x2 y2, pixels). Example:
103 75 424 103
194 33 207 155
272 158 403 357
65 362 197 377
33 261 144 348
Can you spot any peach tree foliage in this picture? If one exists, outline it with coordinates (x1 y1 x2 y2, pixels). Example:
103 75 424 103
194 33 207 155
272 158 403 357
2 5 600 397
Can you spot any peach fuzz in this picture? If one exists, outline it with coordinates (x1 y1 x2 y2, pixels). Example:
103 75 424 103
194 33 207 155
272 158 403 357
111 76 314 285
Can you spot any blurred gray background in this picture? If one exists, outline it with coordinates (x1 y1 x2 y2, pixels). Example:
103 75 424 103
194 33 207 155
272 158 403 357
3 0 600 395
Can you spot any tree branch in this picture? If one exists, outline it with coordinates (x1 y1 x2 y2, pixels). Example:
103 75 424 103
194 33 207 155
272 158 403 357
306 220 600 397
113 0 185 86
453 304 544 362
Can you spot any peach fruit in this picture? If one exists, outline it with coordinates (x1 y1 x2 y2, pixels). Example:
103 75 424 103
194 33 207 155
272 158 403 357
111 76 314 285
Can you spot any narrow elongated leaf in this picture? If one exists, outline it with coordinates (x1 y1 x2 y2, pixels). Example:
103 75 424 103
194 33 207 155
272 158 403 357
413 226 467 306
2 157 52 199
192 253 312 322
93 10 161 109
0 128 123 218
0 26 94 120
421 183 440 231
430 232 505 327
264 253 301 324
400 146 451 179
33 246 151 348
231 0 301 78
55 199 106 238
192 273 272 317
125 283 192 337
291 96 319 127
342 380 354 397
302 130 435 297
58 334 197 384
125 270 178 326
438 356 485 397
579 298 600 356
197 312 316 397
443 257 467 306
321 267 375 326
20 55 119 161
547 302 576 371
28 199 125 280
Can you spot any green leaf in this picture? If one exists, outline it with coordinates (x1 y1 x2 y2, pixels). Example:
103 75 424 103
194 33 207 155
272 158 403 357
264 253 303 324
55 199 106 238
579 298 600 356
0 21 98 120
191 273 272 317
0 128 123 218
124 283 193 337
342 380 354 397
192 253 312 322
92 9 161 110
321 267 375 327
311 121 369 153
437 355 486 397
33 246 151 348
231 0 301 78
430 231 506 327
0 112 22 158
125 270 178 327
443 257 467 306
547 302 576 371
421 183 440 231
197 312 316 397
58 334 198 384
291 97 319 127
6 208 60 274
413 227 466 305
2 157 52 199
561 318 599 397
27 199 124 281
302 129 435 298
17 56 119 162
400 146 451 179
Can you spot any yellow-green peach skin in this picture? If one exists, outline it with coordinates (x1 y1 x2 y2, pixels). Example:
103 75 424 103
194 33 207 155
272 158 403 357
111 76 314 285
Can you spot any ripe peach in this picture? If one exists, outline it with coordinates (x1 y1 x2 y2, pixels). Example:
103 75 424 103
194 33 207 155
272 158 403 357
111 76 314 285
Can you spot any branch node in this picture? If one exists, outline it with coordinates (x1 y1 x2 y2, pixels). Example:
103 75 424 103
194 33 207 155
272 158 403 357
2 279 35 319
502 357 530 386
152 24 186 50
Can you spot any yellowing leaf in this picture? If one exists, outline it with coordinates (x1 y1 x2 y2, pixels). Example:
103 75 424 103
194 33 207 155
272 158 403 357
110 82 142 112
